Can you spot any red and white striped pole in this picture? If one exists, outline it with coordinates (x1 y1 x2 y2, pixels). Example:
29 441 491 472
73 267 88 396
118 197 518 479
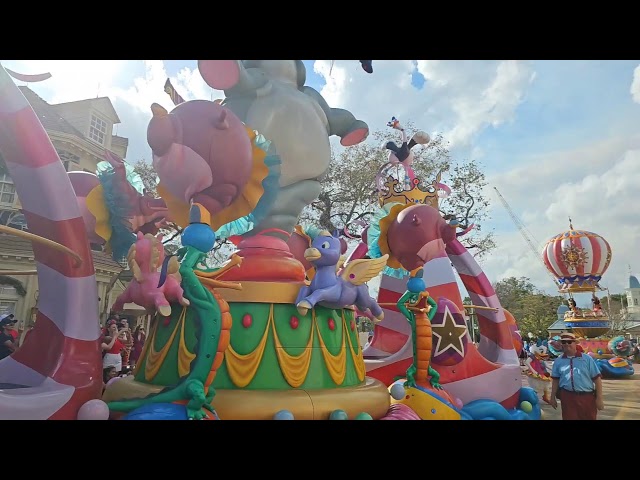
0 64 102 419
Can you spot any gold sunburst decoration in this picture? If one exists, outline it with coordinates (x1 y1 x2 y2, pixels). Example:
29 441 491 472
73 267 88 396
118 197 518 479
561 244 588 269
377 202 415 270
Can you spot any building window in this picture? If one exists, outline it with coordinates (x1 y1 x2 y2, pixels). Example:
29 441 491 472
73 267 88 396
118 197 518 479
0 302 16 316
635 298 638 306
0 285 21 321
0 174 15 205
0 210 27 230
89 114 108 145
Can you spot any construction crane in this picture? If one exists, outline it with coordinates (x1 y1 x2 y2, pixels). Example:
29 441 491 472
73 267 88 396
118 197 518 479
493 186 566 295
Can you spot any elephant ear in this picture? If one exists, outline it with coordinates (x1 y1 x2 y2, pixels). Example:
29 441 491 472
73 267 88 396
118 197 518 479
198 60 241 90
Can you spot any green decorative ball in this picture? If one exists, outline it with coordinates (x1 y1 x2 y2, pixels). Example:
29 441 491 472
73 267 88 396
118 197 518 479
329 409 349 420
520 401 533 413
354 412 373 420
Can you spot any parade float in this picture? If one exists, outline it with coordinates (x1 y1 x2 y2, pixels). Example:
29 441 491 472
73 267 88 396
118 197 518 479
542 221 634 378
0 61 541 420
307 117 541 420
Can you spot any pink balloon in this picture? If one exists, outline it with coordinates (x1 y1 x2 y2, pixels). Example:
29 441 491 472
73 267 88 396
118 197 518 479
454 398 464 409
77 399 110 420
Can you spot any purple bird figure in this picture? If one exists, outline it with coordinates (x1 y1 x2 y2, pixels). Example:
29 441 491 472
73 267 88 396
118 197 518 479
295 230 388 321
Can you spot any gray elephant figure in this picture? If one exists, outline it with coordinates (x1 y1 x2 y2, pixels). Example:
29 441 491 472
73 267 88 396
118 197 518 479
197 60 369 239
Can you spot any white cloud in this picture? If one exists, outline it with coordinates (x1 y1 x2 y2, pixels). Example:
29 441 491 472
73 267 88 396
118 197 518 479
632 64 640 104
418 60 536 149
0 60 223 163
482 141 640 298
1 60 128 103
315 60 535 157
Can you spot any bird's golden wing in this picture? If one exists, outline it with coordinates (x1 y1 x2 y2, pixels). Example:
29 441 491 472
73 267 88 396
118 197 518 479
340 254 389 286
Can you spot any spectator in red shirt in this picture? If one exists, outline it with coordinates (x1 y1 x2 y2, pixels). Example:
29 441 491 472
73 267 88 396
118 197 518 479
102 321 125 373
4 314 18 342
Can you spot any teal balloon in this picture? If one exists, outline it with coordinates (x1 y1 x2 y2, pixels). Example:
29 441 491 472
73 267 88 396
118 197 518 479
355 412 373 420
273 410 294 420
329 409 349 420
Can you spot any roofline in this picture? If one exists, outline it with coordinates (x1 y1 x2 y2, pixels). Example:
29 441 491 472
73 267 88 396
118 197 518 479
52 97 121 124
18 85 86 139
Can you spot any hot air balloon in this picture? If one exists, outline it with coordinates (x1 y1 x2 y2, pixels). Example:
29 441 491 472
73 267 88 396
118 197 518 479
541 220 612 292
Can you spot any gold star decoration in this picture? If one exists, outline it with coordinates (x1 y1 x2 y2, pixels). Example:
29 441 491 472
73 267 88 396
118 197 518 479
431 304 468 356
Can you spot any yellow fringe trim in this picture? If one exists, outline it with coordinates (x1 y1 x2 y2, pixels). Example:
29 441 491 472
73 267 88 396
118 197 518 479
273 305 314 388
343 310 366 382
314 309 346 386
224 306 271 388
145 303 364 389
177 307 196 377
144 309 182 382
223 306 366 388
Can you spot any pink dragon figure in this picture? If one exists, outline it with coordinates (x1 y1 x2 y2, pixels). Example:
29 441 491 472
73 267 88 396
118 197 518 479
112 232 189 317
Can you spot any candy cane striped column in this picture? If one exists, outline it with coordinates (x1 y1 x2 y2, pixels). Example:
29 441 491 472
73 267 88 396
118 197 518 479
446 239 519 365
364 251 465 385
0 64 102 420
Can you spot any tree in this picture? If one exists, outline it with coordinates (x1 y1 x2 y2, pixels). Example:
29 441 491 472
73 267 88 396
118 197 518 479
132 160 160 197
519 294 561 339
606 293 636 335
299 123 496 259
606 293 624 315
493 276 563 338
493 276 537 317
132 160 182 248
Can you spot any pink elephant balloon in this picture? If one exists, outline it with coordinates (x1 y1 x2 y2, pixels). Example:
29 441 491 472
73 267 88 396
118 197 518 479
386 205 457 271
147 100 254 219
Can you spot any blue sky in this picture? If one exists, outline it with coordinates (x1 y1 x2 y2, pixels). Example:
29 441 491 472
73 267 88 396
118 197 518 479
2 59 639 303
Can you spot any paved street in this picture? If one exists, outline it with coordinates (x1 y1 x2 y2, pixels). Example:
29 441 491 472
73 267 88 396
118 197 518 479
521 365 640 420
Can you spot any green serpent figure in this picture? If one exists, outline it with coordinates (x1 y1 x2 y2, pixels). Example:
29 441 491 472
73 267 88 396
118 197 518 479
108 203 239 420
395 268 441 390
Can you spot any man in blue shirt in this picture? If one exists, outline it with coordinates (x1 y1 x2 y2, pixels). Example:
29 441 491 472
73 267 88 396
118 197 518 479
550 332 604 420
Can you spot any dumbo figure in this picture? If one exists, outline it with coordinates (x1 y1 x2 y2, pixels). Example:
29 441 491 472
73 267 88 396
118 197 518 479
197 60 369 238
